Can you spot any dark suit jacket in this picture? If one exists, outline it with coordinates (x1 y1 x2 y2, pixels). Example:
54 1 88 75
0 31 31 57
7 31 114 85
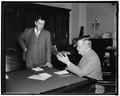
18 28 51 68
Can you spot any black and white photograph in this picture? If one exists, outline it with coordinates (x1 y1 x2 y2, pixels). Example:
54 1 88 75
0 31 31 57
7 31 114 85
1 1 118 95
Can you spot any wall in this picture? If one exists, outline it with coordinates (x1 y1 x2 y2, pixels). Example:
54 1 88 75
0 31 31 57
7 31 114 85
78 3 87 35
70 3 87 43
70 3 79 43
86 3 117 37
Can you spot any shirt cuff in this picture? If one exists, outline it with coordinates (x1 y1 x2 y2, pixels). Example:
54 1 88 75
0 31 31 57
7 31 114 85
67 61 71 67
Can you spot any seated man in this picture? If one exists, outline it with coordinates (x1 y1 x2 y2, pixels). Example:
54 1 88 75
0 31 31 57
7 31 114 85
57 37 104 93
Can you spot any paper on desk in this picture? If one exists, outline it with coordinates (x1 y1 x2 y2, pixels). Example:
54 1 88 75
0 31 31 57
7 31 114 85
54 70 69 75
28 73 52 81
38 73 52 79
32 67 44 71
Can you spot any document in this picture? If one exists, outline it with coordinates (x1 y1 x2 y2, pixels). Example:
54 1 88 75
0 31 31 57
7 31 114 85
32 67 44 71
54 70 69 75
38 73 52 79
28 73 52 81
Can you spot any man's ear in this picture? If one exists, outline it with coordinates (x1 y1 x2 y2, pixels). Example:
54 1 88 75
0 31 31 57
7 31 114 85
34 21 36 25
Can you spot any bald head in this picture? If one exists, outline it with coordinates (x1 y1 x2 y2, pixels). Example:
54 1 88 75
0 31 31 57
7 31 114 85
78 38 91 48
77 38 91 55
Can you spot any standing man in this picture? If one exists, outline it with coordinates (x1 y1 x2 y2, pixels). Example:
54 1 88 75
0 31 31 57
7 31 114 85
18 16 53 68
57 37 104 93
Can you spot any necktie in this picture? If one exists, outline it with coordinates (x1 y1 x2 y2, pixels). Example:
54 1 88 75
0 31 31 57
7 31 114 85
36 31 39 37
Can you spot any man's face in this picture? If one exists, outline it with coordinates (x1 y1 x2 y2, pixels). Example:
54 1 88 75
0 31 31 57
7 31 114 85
77 40 86 55
35 19 45 31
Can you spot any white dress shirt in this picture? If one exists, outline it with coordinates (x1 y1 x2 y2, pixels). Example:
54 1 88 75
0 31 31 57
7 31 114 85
34 28 41 37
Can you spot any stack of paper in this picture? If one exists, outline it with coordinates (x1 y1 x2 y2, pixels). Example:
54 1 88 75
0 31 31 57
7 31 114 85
32 67 44 71
54 70 69 75
28 73 52 81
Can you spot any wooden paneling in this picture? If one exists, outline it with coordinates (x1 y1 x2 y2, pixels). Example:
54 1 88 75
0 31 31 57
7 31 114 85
3 2 71 49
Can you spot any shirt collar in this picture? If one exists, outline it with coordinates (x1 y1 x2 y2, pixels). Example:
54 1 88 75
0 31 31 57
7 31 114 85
34 27 41 34
34 27 39 32
34 28 42 37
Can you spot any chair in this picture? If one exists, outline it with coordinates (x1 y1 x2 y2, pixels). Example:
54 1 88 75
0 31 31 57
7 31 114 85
6 48 26 72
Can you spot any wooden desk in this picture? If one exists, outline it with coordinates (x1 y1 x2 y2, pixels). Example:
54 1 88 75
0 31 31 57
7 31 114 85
5 67 96 94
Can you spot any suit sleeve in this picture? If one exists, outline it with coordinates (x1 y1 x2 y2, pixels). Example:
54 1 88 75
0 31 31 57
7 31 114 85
46 32 51 63
67 57 98 77
18 29 28 51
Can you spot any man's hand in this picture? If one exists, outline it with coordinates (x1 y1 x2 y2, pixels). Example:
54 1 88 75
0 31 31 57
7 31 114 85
23 48 27 61
44 62 53 68
57 53 71 66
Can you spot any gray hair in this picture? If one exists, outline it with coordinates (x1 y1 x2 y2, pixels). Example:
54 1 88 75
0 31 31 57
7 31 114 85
78 38 92 48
